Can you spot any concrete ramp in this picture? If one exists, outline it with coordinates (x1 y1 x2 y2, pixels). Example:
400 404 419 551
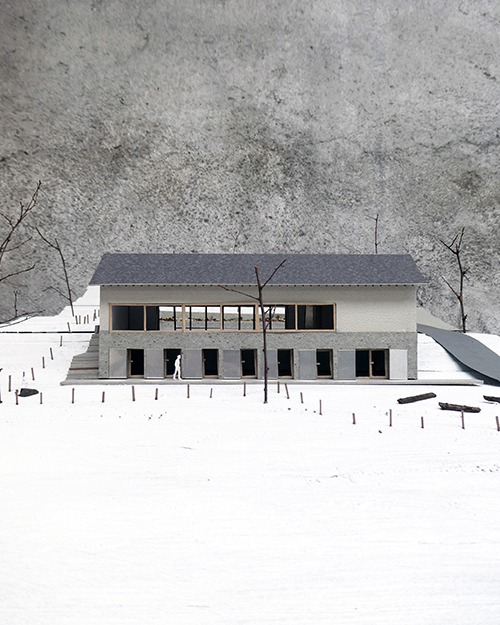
418 324 500 383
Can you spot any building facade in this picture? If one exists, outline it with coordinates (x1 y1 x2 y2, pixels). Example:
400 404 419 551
89 253 425 381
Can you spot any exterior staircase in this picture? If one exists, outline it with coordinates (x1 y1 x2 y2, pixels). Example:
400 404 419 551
64 330 100 381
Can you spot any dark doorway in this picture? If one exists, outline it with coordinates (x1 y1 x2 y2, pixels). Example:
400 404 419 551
277 349 293 378
128 349 144 377
165 348 181 377
241 349 257 378
356 349 388 378
316 350 333 378
202 349 219 378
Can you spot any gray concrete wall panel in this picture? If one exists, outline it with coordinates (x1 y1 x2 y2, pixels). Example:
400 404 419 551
145 349 164 379
183 349 203 379
389 349 408 380
299 350 317 379
109 348 127 379
223 350 241 379
338 350 356 380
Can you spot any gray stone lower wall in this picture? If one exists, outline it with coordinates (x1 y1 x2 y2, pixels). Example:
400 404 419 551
98 330 418 379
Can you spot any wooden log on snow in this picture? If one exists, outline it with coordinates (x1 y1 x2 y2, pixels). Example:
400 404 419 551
439 402 481 413
484 395 500 404
397 392 437 404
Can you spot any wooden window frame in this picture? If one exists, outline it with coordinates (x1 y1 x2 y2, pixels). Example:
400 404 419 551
355 349 389 379
109 302 336 333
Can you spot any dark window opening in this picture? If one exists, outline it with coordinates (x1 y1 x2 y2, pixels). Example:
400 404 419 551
146 306 159 331
356 350 388 379
265 305 296 330
112 306 144 331
316 350 333 378
277 349 293 378
165 348 181 377
202 349 219 377
297 305 334 330
241 349 257 378
128 349 144 377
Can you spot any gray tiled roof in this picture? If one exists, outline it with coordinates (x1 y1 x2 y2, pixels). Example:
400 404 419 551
89 253 426 286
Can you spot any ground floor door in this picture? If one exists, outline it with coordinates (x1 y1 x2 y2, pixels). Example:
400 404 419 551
202 349 219 378
316 349 333 378
240 349 257 378
277 349 293 378
355 349 388 379
165 348 181 377
128 349 144 377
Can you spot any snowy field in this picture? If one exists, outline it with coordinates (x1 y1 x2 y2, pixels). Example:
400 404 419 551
1 292 500 624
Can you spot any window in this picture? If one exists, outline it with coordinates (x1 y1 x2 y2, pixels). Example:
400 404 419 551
277 349 293 378
128 349 144 377
159 306 183 331
186 306 221 330
241 349 257 378
316 350 333 378
356 350 388 379
202 349 219 377
112 306 144 331
261 304 334 331
222 305 256 330
297 305 334 330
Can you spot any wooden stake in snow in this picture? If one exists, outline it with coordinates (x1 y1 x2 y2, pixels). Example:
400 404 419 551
40 393 43 405
31 367 35 381
210 388 213 399
421 416 425 429
15 390 18 405
243 381 246 397
60 336 63 346
285 383 289 399
67 322 71 333
155 388 158 401
300 392 304 404
102 391 105 403
461 410 465 430
352 412 356 425
132 386 135 402
277 381 280 394
42 357 45 369
72 388 75 404
389 409 392 427
50 347 54 360
187 384 190 399
496 416 500 432
319 399 322 415
9 375 11 392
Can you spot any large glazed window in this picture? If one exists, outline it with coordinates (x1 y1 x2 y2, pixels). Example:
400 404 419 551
297 305 334 330
187 306 221 331
263 305 296 330
112 305 144 331
222 305 256 330
159 306 183 331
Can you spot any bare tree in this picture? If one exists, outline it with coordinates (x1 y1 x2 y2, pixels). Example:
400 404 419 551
0 181 43 324
220 259 287 403
440 227 469 333
36 228 75 316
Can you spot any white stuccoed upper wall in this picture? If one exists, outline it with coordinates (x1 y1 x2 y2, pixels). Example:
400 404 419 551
100 284 417 333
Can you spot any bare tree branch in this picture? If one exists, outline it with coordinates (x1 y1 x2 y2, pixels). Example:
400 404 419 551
0 263 36 283
36 227 75 315
440 227 468 333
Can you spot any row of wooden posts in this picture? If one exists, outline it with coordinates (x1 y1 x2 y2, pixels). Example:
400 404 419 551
73 309 99 325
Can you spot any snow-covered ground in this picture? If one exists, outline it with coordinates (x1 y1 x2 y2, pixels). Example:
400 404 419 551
1 293 500 624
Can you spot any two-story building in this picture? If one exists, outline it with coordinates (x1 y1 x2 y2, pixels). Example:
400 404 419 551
89 253 425 381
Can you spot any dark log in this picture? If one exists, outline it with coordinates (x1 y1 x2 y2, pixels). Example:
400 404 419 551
484 395 500 404
19 388 39 397
397 392 437 404
439 402 480 413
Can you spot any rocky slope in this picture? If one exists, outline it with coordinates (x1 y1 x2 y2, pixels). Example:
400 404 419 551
1 0 500 331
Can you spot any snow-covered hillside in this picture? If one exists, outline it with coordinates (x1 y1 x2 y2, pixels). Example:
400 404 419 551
1 293 500 624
